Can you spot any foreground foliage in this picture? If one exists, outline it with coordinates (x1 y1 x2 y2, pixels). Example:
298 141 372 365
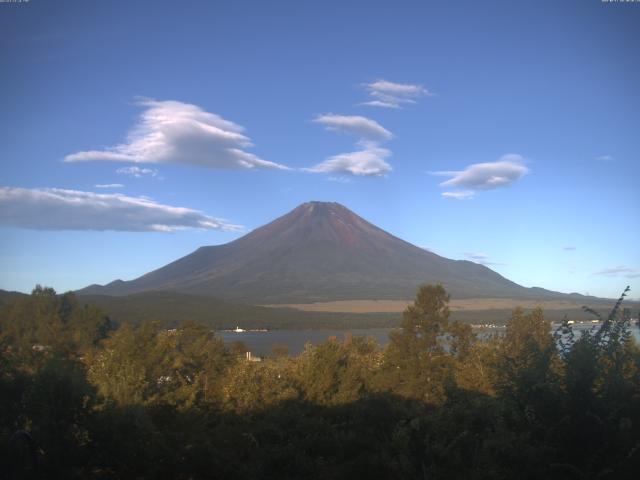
1 285 639 479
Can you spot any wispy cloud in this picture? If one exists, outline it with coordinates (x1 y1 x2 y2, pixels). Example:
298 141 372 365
64 98 288 170
306 142 392 177
464 252 506 266
327 176 354 184
361 79 432 109
116 166 160 178
594 266 640 279
307 81 424 176
94 183 124 189
442 191 475 200
313 114 393 140
0 186 241 232
309 109 394 177
432 154 529 198
595 154 614 161
563 246 577 251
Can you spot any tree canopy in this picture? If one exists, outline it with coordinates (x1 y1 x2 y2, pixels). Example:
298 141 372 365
0 284 638 479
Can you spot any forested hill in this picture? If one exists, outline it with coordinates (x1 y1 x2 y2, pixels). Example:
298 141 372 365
77 291 397 330
1 287 621 330
0 289 27 307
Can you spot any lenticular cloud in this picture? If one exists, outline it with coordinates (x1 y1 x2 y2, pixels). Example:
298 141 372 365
362 79 432 109
0 186 241 232
313 114 394 141
306 143 392 177
433 154 529 199
65 99 288 171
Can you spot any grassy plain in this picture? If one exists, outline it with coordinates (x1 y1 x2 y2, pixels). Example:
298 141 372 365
264 297 622 314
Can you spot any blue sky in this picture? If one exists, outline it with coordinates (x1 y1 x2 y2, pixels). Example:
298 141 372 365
1 0 638 299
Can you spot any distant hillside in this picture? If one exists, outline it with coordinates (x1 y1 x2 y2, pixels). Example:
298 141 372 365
78 201 589 303
0 289 27 307
77 291 398 330
73 292 639 329
0 288 627 330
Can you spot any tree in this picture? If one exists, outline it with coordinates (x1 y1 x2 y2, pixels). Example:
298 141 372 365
297 336 379 405
222 357 299 412
22 355 96 477
87 323 151 405
494 307 561 413
554 287 640 476
149 321 229 407
0 287 112 361
381 284 453 404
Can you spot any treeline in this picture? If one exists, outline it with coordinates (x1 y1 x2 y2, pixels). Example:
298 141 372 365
77 290 399 330
0 285 639 479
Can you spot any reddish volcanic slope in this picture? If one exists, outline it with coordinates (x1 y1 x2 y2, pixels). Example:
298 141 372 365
78 202 567 302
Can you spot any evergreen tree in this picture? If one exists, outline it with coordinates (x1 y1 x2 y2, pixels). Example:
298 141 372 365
382 284 453 404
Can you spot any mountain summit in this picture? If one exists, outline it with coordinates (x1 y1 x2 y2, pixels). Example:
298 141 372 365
79 201 561 302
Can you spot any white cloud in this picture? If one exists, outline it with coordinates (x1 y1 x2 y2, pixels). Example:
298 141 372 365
442 191 475 200
432 154 529 196
64 98 288 170
94 183 124 189
327 176 353 184
313 114 393 140
116 166 160 178
594 266 640 279
310 110 394 177
596 155 613 161
306 143 392 177
0 186 241 232
361 79 433 109
465 252 490 262
464 252 505 266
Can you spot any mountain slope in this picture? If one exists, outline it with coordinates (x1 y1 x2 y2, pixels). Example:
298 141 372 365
78 201 574 302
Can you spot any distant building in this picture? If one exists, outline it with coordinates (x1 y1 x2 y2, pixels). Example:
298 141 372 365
245 351 261 362
31 344 51 352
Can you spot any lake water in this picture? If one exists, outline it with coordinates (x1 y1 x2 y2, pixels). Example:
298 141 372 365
218 323 640 358
218 328 392 357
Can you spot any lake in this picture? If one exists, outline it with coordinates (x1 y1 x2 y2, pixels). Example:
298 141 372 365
217 323 640 358
218 327 392 357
